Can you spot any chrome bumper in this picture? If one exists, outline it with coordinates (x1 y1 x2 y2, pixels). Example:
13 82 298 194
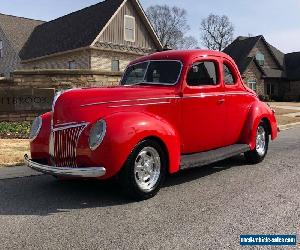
24 154 106 178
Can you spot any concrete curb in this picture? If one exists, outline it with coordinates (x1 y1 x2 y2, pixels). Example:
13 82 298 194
278 122 300 131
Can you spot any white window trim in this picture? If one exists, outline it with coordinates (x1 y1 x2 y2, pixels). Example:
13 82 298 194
247 80 257 92
124 15 135 43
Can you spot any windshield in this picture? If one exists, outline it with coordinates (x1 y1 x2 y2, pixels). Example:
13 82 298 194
121 60 182 86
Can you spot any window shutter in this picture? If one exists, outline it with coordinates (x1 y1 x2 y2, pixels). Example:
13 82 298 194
124 15 135 42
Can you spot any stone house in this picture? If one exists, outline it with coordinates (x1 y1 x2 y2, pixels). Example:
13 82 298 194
224 35 300 101
0 0 162 78
0 14 43 77
19 0 162 72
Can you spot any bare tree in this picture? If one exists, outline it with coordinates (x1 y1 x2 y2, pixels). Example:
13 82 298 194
200 14 234 51
146 5 198 49
178 36 199 50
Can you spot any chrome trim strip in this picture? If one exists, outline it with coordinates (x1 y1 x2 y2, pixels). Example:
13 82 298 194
81 96 180 107
52 122 88 132
81 91 254 107
29 116 43 142
24 154 106 178
108 101 171 108
182 92 254 99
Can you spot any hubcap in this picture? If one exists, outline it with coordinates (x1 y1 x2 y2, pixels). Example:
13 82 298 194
256 125 266 156
134 147 161 192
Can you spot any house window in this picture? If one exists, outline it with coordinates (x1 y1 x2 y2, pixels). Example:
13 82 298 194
111 60 120 72
256 52 265 66
0 40 3 58
68 60 76 69
124 15 135 42
247 79 257 92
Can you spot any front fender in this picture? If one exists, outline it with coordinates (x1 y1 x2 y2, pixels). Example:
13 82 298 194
30 112 51 160
240 101 278 150
78 112 181 179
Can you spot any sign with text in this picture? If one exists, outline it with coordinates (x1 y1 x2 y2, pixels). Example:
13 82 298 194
0 88 55 112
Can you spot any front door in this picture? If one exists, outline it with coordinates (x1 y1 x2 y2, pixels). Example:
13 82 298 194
181 59 226 154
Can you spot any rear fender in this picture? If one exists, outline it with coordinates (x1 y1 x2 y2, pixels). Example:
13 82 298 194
240 102 278 150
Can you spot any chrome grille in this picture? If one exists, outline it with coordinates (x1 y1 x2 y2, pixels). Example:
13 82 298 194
49 123 87 168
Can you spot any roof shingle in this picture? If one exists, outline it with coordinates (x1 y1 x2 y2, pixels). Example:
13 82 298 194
0 13 44 53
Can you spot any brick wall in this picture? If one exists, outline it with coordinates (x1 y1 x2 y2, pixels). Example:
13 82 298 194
13 69 122 89
0 70 122 121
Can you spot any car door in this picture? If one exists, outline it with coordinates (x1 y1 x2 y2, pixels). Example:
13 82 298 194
181 58 226 154
222 59 254 146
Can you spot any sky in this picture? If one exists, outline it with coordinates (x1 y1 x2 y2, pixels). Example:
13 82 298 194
1 0 300 53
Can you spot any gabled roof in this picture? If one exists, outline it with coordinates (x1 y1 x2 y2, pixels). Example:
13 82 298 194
285 52 300 80
20 0 162 61
223 36 261 73
0 13 44 53
223 35 284 75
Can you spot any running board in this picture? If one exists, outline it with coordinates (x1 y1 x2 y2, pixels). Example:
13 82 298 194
180 144 250 170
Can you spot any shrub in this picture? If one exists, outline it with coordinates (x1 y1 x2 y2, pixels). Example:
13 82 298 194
0 121 31 139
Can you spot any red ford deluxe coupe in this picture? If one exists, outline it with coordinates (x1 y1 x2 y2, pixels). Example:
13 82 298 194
25 50 278 200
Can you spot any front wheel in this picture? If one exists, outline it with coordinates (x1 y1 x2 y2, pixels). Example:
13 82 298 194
119 139 167 200
244 121 269 164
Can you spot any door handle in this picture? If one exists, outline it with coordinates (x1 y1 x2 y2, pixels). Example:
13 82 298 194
218 99 225 104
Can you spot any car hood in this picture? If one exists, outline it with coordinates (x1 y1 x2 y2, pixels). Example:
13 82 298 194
53 86 177 125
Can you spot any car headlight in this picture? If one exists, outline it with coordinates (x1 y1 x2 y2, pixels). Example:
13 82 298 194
89 119 107 150
29 116 42 141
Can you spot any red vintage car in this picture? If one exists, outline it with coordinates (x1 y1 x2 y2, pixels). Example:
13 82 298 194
25 50 278 200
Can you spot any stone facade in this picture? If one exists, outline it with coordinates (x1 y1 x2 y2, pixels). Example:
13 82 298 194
90 49 141 71
22 50 91 70
249 40 279 69
243 61 264 96
21 47 145 73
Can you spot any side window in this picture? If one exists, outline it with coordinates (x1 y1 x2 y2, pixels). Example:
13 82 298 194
187 61 218 86
223 64 235 85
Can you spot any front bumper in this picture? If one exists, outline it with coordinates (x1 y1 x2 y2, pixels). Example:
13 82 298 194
24 154 106 178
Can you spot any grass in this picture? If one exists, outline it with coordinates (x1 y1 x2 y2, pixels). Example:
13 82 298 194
0 121 31 139
0 139 29 167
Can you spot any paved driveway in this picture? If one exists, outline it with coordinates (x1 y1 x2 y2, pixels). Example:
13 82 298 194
0 127 299 249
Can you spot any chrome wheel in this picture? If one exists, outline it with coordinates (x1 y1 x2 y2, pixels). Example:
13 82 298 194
134 146 161 192
256 125 266 156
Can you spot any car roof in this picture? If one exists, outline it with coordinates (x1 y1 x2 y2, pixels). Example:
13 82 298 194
129 50 234 65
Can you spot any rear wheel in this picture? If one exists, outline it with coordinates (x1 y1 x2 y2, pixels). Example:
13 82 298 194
245 121 269 164
119 139 167 200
